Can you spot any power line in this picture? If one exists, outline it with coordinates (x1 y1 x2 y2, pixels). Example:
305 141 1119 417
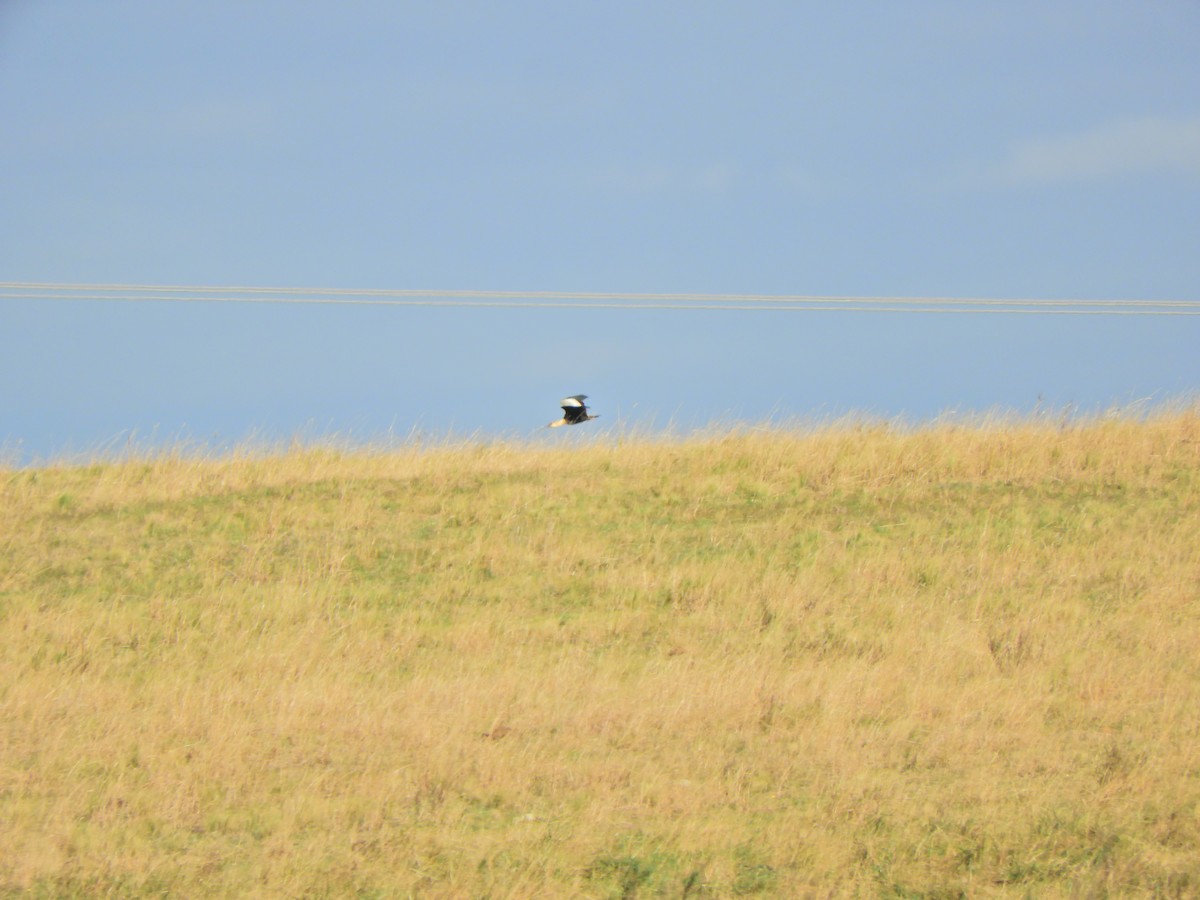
2 282 1199 315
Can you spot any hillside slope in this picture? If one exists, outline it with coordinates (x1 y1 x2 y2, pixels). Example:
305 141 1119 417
2 414 1199 896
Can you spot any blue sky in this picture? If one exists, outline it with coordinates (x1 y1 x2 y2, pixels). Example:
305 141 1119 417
2 2 1199 462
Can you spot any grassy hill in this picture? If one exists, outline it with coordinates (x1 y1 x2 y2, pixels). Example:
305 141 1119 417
2 412 1199 896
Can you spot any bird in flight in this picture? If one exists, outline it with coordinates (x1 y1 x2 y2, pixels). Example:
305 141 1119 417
548 394 600 428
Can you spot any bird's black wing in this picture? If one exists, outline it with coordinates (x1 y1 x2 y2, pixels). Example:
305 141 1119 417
559 395 589 424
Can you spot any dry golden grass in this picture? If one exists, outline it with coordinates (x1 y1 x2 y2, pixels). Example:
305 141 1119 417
2 411 1199 896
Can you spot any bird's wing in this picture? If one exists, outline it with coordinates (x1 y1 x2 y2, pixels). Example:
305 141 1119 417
560 395 587 408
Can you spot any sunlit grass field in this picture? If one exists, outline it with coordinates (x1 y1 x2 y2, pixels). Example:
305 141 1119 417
2 411 1199 896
